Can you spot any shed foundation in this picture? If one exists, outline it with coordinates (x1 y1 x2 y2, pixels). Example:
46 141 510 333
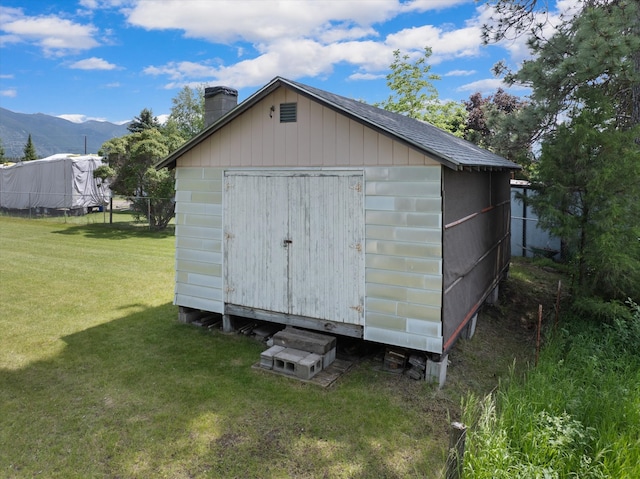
426 354 449 388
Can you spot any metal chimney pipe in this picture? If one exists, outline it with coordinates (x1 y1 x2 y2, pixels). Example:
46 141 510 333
204 86 238 127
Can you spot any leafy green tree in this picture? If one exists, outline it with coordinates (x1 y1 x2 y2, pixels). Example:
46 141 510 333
127 108 161 134
23 134 37 161
375 47 468 136
376 47 440 117
424 100 468 138
98 127 182 230
165 85 205 140
488 0 640 301
464 89 534 174
0 138 5 163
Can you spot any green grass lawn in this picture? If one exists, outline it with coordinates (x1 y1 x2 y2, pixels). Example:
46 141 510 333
0 217 456 478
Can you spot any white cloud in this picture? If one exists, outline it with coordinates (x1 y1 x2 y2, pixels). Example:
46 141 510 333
58 114 108 123
145 37 395 90
1 88 17 98
0 74 15 79
142 18 487 91
125 0 399 44
79 0 128 9
69 57 117 70
445 69 476 76
132 0 548 96
79 0 99 8
0 7 99 55
348 72 385 81
457 78 505 93
144 61 219 82
457 78 530 94
401 0 473 12
385 24 483 63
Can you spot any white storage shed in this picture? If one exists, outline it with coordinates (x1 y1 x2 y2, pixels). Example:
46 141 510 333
157 77 520 366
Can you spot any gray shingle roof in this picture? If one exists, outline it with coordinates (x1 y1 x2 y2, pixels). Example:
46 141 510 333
157 76 521 171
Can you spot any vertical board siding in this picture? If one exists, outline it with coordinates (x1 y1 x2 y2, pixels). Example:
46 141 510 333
364 166 444 353
176 86 441 169
173 167 224 313
224 171 364 325
288 174 364 324
224 175 290 313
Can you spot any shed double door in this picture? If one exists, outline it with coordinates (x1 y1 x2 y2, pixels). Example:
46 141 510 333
224 171 364 325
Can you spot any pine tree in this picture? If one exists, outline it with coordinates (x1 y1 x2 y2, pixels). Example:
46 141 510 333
23 134 37 161
487 0 640 301
127 108 161 133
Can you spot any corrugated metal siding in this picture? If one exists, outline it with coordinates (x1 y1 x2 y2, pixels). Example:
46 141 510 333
173 167 224 313
363 166 443 353
224 171 364 325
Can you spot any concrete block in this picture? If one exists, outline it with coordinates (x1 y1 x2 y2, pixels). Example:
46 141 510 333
464 313 478 340
222 314 233 333
272 347 324 380
178 306 201 324
296 353 323 380
260 345 285 370
272 348 308 376
272 327 336 354
322 347 336 369
426 354 448 388
486 285 499 305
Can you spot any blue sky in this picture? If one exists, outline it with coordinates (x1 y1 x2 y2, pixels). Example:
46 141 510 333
0 0 574 125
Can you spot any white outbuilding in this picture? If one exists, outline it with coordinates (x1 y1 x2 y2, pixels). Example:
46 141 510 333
157 77 520 380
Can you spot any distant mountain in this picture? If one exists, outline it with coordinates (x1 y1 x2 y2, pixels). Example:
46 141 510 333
0 108 130 159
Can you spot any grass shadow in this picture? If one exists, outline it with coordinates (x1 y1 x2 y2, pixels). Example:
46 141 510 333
0 303 447 478
51 221 175 240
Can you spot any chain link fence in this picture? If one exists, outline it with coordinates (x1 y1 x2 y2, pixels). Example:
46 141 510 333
0 193 175 229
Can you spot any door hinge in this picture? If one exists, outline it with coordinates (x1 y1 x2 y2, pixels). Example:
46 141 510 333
350 305 363 314
350 242 362 252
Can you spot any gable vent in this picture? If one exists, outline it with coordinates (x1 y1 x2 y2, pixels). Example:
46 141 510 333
280 103 297 123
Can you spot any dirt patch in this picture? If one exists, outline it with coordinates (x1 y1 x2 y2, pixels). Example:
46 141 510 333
444 258 568 406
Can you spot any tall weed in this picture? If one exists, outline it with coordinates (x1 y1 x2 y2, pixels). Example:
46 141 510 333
462 301 640 478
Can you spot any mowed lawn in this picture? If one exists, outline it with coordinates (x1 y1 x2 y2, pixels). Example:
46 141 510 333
0 217 453 478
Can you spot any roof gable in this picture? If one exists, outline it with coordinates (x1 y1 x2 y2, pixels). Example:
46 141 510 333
157 77 520 171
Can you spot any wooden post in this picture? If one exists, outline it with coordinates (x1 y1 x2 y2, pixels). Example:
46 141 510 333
554 280 562 330
446 421 467 479
535 304 543 367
